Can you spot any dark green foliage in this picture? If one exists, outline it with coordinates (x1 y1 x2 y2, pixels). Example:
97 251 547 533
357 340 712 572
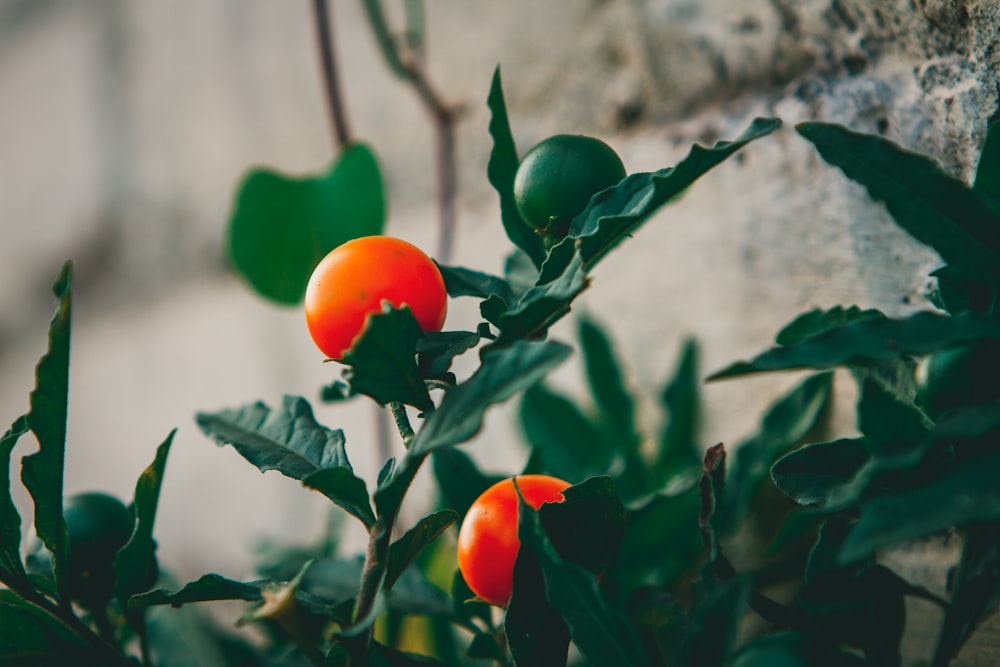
227 143 385 305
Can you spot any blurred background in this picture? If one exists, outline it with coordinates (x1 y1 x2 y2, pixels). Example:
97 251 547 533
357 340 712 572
1 0 996 592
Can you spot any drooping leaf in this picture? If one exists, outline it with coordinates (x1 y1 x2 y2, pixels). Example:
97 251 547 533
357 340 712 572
797 122 1000 282
341 306 434 411
655 338 702 486
22 262 72 602
486 67 547 268
491 244 590 347
539 117 782 281
933 523 1000 666
385 510 458 590
519 382 610 482
770 438 870 506
0 416 29 586
196 395 351 478
776 306 886 345
710 311 1000 380
839 451 1000 563
227 143 385 305
437 264 517 305
302 467 376 529
722 372 833 533
539 477 627 576
505 540 570 667
514 481 647 667
115 430 174 610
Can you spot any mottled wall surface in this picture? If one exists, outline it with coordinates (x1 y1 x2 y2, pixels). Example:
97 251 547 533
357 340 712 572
1 1 997 661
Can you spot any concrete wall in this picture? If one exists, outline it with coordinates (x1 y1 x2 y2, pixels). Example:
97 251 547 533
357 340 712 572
1 1 998 661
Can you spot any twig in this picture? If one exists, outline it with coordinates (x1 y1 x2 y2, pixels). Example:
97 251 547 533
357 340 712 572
389 402 415 448
311 0 351 149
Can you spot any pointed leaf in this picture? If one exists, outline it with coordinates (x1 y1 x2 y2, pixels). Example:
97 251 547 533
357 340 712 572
797 122 1000 281
341 306 434 411
130 574 262 608
579 315 636 439
0 416 29 585
22 262 72 602
681 575 752 667
487 67 546 268
519 383 610 481
302 467 376 529
857 378 929 464
385 510 458 590
437 264 517 305
416 330 481 379
710 311 1000 380
655 338 701 485
115 430 174 609
771 438 870 506
196 395 352 479
227 143 385 305
431 447 500 518
776 306 885 345
539 117 782 280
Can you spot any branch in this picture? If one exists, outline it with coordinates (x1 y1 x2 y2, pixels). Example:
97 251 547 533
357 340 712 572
311 0 351 149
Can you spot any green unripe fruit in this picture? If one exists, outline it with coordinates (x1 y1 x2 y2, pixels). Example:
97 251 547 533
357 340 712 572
64 492 134 605
513 134 626 237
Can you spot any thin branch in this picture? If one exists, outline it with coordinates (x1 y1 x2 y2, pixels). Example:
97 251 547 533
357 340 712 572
389 402 415 448
311 0 351 149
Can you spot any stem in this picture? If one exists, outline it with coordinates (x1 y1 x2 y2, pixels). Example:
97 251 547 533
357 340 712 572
360 0 461 263
18 588 134 667
389 403 415 448
311 0 351 149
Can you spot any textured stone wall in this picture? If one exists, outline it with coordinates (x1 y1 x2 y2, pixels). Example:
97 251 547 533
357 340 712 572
1 2 997 662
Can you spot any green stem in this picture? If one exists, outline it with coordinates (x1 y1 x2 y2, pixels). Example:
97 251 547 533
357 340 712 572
388 403 414 448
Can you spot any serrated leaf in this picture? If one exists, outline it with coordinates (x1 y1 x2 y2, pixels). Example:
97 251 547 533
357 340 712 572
385 510 457 590
416 330 481 379
437 264 517 305
513 482 646 667
115 430 174 611
710 311 1000 380
320 379 357 403
797 122 1000 282
0 416 29 586
655 338 701 486
519 383 610 481
227 143 385 304
22 261 72 603
492 244 589 347
539 117 782 281
771 438 870 506
776 306 886 345
839 451 1000 563
196 395 351 478
302 467 376 529
341 306 434 411
722 372 833 534
486 67 546 269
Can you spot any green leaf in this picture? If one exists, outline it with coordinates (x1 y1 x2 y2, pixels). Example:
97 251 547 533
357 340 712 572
504 248 540 299
857 377 929 464
437 264 517 305
722 372 833 534
579 315 636 441
0 416 29 586
22 262 72 602
341 306 434 411
680 574 751 667
0 596 87 663
933 523 1000 666
227 143 385 305
540 477 627 576
486 67 546 268
655 338 702 486
513 482 646 667
539 117 782 281
709 311 1000 380
519 383 610 481
385 510 457 591
308 556 450 618
416 330 481 379
932 399 1000 438
431 447 500 519
930 265 999 316
492 243 590 347
730 631 865 667
776 306 886 345
410 340 572 457
771 438 870 506
974 119 1000 207
302 467 376 529
839 451 1000 563
797 122 1000 282
115 430 174 610
196 395 352 478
